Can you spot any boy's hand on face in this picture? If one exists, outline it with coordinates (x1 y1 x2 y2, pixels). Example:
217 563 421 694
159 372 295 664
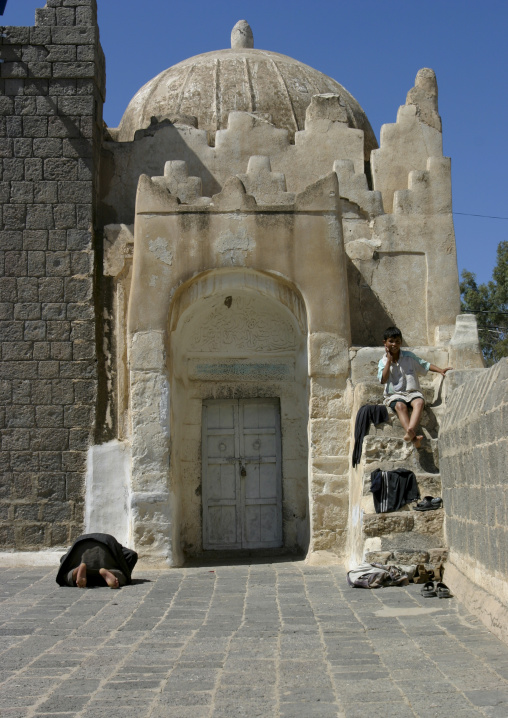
383 336 402 361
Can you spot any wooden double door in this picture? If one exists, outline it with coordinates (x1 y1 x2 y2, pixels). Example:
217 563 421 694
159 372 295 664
202 398 282 550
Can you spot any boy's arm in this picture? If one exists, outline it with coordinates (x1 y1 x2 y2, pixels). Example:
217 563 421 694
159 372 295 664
379 350 392 384
429 363 453 377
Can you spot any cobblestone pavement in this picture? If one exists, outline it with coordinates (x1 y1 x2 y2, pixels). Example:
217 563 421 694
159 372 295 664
1 561 508 718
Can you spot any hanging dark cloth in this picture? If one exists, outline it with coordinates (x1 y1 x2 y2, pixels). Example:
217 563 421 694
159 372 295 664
370 468 420 513
352 404 389 468
56 533 138 586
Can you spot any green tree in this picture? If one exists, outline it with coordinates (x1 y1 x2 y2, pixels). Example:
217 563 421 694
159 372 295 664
460 240 508 365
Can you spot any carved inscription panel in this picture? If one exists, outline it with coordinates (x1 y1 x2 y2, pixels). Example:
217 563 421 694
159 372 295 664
185 295 297 354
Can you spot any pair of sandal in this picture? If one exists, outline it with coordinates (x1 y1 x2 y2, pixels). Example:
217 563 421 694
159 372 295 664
413 496 442 512
421 581 451 599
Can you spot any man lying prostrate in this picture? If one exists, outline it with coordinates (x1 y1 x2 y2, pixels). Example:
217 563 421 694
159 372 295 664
56 533 138 589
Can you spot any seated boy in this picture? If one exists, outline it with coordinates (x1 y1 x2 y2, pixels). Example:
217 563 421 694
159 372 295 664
378 327 452 448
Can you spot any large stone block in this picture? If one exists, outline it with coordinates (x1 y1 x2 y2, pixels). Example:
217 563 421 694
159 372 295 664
308 333 349 378
310 377 352 420
130 331 166 371
309 418 350 458
363 513 414 537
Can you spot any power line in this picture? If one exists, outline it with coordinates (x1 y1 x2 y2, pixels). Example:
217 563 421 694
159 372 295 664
469 311 508 316
454 212 508 220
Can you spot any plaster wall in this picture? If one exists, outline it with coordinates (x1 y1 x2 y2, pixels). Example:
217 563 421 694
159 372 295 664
345 157 460 346
85 440 130 546
123 168 353 563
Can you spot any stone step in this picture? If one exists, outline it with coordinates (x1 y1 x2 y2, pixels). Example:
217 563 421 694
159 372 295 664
362 508 445 560
363 508 444 537
361 435 440 474
364 547 448 568
353 384 446 566
367 408 438 438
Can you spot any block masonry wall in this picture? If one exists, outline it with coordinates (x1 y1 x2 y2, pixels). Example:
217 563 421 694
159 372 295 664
0 0 105 549
439 359 508 618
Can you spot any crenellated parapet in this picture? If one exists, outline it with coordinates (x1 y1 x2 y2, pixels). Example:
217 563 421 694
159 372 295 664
371 69 443 213
393 157 452 216
101 95 373 225
333 160 384 219
237 156 295 205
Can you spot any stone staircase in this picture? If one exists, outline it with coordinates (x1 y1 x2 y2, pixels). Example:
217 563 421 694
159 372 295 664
348 378 448 570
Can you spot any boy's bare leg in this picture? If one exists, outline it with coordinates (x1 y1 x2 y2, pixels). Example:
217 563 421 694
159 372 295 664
394 402 413 440
72 562 87 588
394 402 423 447
407 399 424 448
99 568 120 589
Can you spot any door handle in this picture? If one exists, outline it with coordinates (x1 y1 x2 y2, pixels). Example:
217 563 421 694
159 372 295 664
240 464 247 477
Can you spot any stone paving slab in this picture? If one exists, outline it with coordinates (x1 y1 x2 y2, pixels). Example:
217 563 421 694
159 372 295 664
1 561 508 717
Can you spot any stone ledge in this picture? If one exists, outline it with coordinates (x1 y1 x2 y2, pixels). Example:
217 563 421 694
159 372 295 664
365 547 448 566
444 561 508 646
363 509 443 536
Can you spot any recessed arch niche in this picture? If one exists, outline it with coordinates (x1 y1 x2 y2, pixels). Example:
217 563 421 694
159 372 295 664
168 269 309 559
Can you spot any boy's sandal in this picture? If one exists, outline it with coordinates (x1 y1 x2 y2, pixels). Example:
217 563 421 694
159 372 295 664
421 581 437 598
436 582 452 599
414 496 441 511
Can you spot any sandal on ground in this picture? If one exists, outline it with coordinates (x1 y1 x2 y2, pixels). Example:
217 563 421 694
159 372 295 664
414 496 441 512
421 581 436 598
436 582 452 599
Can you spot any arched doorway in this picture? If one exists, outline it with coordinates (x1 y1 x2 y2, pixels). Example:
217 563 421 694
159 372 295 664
168 269 309 559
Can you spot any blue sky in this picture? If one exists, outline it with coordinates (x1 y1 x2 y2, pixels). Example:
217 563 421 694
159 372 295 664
4 0 507 286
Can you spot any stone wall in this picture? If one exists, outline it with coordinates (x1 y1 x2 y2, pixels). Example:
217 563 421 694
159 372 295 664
439 359 508 641
0 1 105 549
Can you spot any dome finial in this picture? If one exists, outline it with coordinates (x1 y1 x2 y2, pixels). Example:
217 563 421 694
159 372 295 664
231 20 254 49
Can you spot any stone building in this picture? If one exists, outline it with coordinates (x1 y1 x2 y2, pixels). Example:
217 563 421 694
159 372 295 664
3 2 506 636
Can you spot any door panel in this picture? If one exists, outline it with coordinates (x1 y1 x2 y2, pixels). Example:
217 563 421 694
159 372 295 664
208 504 237 545
202 398 282 550
208 463 236 500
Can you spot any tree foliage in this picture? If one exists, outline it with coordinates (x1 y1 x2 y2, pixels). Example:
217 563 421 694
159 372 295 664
460 241 508 365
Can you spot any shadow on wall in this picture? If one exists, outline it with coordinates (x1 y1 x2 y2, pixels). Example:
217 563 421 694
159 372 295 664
347 258 394 346
98 121 220 227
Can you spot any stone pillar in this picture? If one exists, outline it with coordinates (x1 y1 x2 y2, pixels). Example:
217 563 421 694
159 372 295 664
128 331 175 566
308 334 351 558
0 1 105 549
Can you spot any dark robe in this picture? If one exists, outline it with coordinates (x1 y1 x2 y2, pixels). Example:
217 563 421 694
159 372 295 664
56 533 138 587
370 468 420 513
352 404 389 468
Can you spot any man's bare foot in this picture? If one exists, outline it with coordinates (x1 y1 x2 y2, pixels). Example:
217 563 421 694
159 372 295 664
99 568 119 589
403 428 416 442
72 562 87 588
411 434 424 449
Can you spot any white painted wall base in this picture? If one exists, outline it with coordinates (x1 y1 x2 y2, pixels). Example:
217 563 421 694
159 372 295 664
85 440 131 546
